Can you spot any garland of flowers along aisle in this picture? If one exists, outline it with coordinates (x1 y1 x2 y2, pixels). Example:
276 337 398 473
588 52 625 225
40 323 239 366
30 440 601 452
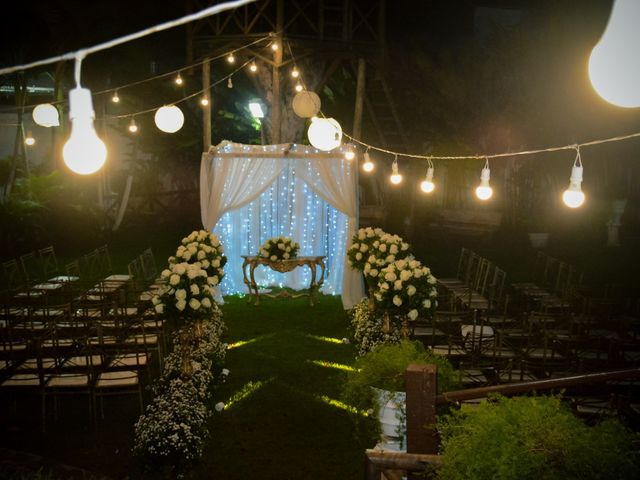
348 227 438 353
134 230 227 475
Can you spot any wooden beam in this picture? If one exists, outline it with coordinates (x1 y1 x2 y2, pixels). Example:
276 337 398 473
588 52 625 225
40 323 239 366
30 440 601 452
202 58 212 150
270 0 284 144
405 364 438 455
352 58 366 139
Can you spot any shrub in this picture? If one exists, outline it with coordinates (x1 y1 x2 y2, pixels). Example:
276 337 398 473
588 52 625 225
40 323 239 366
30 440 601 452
437 395 640 480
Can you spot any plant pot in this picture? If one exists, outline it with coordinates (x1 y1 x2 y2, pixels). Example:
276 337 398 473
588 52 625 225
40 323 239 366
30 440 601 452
528 232 549 249
372 387 406 452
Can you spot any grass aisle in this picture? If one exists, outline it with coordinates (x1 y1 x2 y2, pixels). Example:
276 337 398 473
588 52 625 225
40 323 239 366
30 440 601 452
194 294 376 480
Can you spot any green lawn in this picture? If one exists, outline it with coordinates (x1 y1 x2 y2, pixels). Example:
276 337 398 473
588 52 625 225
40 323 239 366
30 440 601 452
193 294 377 480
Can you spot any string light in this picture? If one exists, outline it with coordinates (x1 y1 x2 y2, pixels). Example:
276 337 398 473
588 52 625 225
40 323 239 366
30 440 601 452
562 147 585 208
390 156 402 185
344 149 355 161
291 68 299 78
226 53 235 64
271 41 279 51
111 90 120 103
128 118 138 133
24 131 35 146
362 150 374 172
175 73 184 85
154 104 184 133
420 161 435 193
200 96 210 106
475 158 493 200
249 61 257 72
295 83 303 92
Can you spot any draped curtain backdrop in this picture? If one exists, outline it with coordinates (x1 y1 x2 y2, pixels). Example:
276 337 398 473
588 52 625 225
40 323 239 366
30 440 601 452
200 141 365 309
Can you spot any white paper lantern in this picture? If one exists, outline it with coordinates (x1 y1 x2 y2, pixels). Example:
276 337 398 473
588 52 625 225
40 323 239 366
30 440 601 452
292 91 321 118
307 117 342 151
154 105 184 133
32 103 60 127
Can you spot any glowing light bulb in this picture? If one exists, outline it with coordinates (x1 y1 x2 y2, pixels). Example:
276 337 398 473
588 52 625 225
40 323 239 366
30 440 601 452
307 117 342 151
291 68 300 78
390 160 402 185
128 118 138 133
154 105 184 133
420 166 435 193
563 164 585 208
63 87 107 175
475 165 493 200
271 42 279 51
227 77 233 89
111 91 120 103
200 96 209 106
227 53 235 64
344 150 355 161
24 131 35 146
32 103 59 127
362 152 374 172
295 83 303 92
175 74 183 85
588 0 640 108
249 62 257 73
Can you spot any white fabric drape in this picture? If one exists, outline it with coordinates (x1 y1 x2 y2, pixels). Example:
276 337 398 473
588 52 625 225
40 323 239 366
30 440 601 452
200 142 366 309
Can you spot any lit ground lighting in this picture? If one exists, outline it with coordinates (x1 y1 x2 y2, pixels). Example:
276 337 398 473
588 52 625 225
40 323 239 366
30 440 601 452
318 395 368 416
223 378 274 410
306 334 344 344
227 333 275 350
309 360 356 372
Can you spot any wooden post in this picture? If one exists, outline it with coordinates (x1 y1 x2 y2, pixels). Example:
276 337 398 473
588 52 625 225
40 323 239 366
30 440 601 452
405 364 438 455
271 0 284 144
352 58 366 139
202 58 212 150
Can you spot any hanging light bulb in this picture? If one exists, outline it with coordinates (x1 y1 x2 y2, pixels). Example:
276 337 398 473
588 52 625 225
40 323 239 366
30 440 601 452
563 148 586 208
271 41 279 51
420 163 435 193
111 91 120 103
226 53 235 64
24 131 35 146
588 0 640 108
128 118 138 133
362 150 375 172
200 96 210 106
154 105 184 133
344 149 355 161
63 87 107 175
307 117 342 151
390 156 403 185
249 62 258 73
175 73 184 85
227 77 233 89
32 103 59 127
291 68 300 78
475 159 493 200
295 83 303 92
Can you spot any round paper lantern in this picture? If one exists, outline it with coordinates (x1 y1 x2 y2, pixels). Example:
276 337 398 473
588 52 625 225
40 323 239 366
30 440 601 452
32 103 60 127
307 117 342 151
154 105 184 133
292 91 321 118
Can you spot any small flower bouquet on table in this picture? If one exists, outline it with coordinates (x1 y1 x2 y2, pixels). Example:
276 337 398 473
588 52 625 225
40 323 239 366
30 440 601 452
259 236 300 261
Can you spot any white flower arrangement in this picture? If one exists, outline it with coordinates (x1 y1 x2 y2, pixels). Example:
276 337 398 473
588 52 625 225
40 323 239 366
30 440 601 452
167 230 227 284
259 236 300 261
347 227 410 285
350 299 402 355
133 304 226 472
373 258 438 321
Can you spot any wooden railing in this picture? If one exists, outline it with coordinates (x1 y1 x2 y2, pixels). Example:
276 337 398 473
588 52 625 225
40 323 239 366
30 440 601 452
365 366 640 480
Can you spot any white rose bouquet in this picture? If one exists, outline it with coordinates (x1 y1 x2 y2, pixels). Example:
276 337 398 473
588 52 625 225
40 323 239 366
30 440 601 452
347 227 410 288
153 261 218 319
259 236 300 261
373 258 438 322
167 230 227 283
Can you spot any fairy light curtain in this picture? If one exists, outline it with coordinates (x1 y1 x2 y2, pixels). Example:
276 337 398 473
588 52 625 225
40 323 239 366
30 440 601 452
200 141 365 309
